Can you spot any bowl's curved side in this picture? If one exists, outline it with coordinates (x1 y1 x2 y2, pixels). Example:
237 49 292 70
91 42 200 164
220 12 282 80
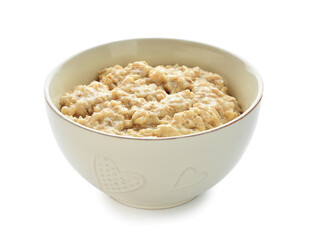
46 100 261 209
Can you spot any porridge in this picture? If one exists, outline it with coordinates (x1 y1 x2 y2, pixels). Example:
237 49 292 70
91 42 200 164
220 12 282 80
60 61 242 137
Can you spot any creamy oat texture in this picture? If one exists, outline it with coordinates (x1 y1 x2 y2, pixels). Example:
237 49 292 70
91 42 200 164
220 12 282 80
60 61 242 137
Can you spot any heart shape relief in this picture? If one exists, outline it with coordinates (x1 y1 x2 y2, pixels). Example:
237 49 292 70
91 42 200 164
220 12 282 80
173 167 208 191
94 156 144 193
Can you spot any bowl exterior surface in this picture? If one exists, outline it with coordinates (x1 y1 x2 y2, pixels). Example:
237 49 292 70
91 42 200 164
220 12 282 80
46 103 260 208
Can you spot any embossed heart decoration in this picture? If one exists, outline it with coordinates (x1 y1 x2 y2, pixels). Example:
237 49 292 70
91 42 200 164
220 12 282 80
173 167 208 191
94 156 144 193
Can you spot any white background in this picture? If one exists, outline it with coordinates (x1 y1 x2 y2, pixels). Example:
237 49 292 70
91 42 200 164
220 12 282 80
1 0 322 239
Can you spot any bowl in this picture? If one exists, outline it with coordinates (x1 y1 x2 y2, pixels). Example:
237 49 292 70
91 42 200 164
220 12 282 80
44 38 263 209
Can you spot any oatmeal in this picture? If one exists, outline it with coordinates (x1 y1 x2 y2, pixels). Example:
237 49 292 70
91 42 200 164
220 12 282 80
60 61 242 137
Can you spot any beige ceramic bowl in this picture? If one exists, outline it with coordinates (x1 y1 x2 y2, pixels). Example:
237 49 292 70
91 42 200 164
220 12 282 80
45 38 263 209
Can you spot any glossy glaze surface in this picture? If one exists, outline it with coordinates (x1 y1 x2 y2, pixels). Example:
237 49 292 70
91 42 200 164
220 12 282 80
45 38 263 208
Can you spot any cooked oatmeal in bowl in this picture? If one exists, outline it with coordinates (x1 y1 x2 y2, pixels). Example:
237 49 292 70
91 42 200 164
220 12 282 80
60 61 242 137
45 38 263 209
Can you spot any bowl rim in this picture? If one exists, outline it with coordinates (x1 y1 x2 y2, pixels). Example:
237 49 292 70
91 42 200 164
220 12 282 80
44 38 264 141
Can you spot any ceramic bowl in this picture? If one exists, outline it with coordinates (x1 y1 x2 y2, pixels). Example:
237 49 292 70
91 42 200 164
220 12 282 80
44 38 263 209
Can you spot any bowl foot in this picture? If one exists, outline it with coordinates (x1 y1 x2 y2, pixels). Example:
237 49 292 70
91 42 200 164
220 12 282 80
110 196 197 210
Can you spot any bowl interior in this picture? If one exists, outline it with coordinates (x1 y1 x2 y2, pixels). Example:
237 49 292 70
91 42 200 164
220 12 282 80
47 39 262 113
